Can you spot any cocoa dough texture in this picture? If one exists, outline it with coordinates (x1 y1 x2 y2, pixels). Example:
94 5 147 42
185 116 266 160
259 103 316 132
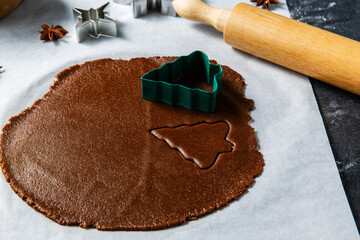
0 56 263 230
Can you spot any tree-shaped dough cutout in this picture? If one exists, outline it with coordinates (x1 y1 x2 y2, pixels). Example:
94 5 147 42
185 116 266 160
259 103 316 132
151 122 233 169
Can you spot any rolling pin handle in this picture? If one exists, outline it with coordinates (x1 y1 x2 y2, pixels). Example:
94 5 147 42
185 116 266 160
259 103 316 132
172 0 231 32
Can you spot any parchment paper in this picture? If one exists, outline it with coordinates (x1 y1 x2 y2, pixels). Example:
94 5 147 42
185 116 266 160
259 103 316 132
0 0 358 239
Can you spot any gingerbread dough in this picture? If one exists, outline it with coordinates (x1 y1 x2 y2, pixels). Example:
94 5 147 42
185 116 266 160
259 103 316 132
0 57 263 230
151 122 233 169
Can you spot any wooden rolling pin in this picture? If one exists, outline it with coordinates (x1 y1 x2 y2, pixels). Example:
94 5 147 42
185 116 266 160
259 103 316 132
172 0 360 95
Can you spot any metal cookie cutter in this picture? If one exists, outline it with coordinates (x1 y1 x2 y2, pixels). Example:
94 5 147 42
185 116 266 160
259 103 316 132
73 2 117 42
141 51 223 113
114 0 176 18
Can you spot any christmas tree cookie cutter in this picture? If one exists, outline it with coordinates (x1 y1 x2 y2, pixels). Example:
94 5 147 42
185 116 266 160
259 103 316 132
141 51 223 113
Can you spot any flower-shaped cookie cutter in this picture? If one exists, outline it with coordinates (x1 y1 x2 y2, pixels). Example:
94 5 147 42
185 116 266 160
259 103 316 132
114 0 176 18
141 51 223 112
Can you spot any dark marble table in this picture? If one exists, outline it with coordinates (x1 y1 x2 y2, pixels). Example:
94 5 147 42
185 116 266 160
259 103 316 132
286 0 360 232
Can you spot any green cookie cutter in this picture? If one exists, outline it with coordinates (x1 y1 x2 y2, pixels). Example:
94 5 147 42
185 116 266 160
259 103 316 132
141 51 223 113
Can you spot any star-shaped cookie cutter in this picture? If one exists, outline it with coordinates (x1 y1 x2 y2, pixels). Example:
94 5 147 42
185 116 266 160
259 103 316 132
73 2 117 43
114 0 176 18
141 51 223 113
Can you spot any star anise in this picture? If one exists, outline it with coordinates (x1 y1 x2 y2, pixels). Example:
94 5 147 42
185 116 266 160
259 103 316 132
39 24 68 41
251 0 279 10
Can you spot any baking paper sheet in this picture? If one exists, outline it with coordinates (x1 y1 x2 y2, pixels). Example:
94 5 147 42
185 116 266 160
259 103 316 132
0 0 358 239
